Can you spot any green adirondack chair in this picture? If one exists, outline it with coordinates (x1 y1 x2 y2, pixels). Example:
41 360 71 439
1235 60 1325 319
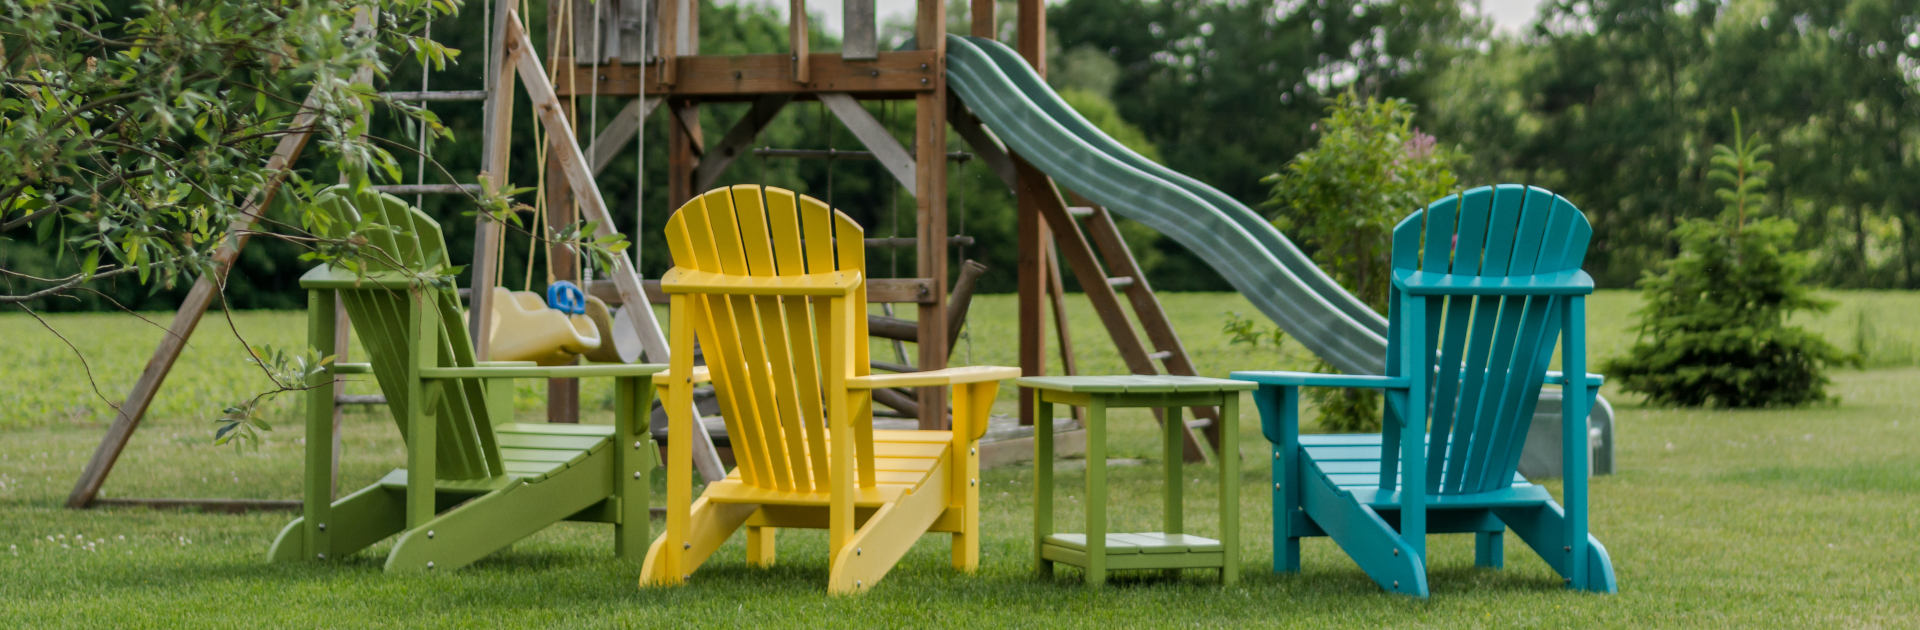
267 187 664 571
1232 184 1617 597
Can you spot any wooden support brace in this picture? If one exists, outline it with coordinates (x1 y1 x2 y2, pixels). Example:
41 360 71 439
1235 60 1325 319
589 96 662 175
67 84 327 509
693 94 792 191
504 12 725 481
819 92 916 192
948 95 1016 190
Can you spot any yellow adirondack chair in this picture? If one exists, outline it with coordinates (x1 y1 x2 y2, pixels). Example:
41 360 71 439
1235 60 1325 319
640 185 1018 594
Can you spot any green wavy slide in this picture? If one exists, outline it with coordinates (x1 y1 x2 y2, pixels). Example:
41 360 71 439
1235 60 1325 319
945 34 1613 468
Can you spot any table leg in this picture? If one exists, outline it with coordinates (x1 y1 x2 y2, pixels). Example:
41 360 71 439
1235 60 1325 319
1164 405 1184 580
1220 393 1240 585
1086 396 1107 587
1035 395 1054 578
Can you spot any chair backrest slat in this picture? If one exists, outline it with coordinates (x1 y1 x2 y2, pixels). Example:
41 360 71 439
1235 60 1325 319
308 188 500 480
1391 185 1591 495
665 185 873 494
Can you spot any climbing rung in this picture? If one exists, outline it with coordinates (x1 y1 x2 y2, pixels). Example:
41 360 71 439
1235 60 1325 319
1067 206 1096 218
337 394 386 406
372 184 483 195
1105 276 1135 289
380 90 490 102
1147 350 1173 361
1186 418 1213 429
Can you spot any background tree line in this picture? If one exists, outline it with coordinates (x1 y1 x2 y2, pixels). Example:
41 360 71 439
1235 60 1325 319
5 0 1916 313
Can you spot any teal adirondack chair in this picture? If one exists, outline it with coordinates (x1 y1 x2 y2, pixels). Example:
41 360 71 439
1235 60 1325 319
1233 185 1616 597
268 187 663 571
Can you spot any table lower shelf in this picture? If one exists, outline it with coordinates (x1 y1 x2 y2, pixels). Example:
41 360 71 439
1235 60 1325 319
1040 532 1225 570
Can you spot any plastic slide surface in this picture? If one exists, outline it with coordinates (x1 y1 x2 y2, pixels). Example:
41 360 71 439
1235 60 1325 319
945 34 1614 450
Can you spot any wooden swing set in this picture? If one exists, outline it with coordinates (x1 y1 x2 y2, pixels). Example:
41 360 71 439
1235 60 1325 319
67 0 1225 513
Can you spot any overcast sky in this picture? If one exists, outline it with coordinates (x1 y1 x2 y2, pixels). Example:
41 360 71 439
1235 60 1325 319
740 1 1546 36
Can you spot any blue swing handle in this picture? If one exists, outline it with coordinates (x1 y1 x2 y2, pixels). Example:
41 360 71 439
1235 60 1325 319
546 280 587 315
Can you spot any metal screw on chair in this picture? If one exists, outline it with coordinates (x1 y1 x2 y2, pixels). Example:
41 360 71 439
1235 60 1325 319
317 523 327 531
856 547 862 556
1274 452 1280 459
969 448 976 456
426 562 435 569
634 441 644 449
1393 580 1399 588
970 478 977 487
1392 549 1399 556
635 472 644 479
316 553 326 560
683 543 692 550
427 530 435 539
855 580 862 588
1564 545 1571 552
1274 483 1281 490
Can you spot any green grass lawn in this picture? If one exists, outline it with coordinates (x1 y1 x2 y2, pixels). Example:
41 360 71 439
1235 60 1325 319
2 292 1918 626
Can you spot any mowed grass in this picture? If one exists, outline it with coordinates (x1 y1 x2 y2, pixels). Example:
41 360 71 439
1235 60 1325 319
0 291 1917 626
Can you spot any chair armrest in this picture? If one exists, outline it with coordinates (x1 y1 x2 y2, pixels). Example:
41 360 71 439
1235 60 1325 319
1392 268 1594 296
651 365 712 386
1229 371 1410 390
662 268 862 297
1546 371 1605 387
420 363 668 379
328 362 375 375
846 366 1021 390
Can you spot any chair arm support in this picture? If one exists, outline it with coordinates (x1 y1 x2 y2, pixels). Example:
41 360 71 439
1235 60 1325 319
1392 268 1594 296
1546 371 1606 387
1230 371 1410 390
651 365 712 387
419 363 669 379
846 366 1020 390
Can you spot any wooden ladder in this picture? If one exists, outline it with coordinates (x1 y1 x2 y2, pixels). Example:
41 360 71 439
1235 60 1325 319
1025 177 1219 463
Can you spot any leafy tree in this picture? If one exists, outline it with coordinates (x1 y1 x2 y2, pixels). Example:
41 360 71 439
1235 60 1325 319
1261 92 1461 431
1604 111 1846 407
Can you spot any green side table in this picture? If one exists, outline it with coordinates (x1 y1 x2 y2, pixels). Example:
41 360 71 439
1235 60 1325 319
1017 375 1255 586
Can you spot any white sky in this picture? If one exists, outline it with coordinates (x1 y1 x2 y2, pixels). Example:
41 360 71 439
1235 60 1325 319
739 1 1545 36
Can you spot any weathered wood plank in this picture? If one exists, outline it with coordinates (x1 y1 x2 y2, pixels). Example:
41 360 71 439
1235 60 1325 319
552 51 939 97
844 0 877 60
820 92 916 193
589 97 661 176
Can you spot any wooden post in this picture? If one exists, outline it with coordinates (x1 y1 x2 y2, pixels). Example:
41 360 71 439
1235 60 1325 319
65 86 326 509
664 0 700 209
1015 0 1048 427
971 0 995 38
914 0 949 430
472 0 522 357
844 0 877 60
790 1 809 83
547 0 582 423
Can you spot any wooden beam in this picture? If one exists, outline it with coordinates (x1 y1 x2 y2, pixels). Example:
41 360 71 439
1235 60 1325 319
506 12 725 481
1014 0 1047 429
589 97 661 175
655 0 678 84
845 0 878 60
693 94 791 191
971 0 995 38
949 95 1016 189
820 92 916 192
552 51 939 98
617 0 648 63
1018 0 1045 77
67 85 326 509
913 0 949 431
471 0 523 357
790 0 809 83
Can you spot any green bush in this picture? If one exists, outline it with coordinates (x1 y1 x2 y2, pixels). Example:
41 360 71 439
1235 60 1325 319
1604 112 1846 407
1259 92 1461 432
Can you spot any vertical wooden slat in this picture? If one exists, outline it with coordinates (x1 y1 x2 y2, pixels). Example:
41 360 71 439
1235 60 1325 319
617 0 648 64
1427 192 1488 491
790 0 810 83
730 186 805 492
971 0 995 38
843 0 877 60
833 213 876 487
1463 189 1553 491
697 189 780 489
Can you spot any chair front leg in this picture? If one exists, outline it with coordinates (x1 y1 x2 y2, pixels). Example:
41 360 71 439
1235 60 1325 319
1255 384 1302 574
